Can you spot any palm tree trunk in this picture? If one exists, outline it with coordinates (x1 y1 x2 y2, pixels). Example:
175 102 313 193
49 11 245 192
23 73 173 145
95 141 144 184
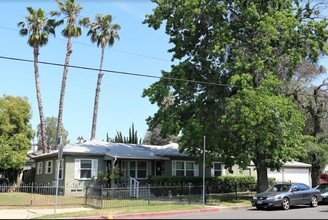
33 46 47 153
57 38 72 147
90 47 105 140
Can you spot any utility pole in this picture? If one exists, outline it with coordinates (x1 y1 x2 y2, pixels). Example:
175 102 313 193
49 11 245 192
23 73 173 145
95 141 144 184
54 136 63 214
203 136 206 206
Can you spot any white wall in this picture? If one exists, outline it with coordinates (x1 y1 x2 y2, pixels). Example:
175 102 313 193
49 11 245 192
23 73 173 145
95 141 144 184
268 168 311 187
223 164 312 187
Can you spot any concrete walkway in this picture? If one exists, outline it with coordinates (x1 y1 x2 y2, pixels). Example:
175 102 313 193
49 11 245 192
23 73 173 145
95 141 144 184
0 207 94 219
0 206 249 219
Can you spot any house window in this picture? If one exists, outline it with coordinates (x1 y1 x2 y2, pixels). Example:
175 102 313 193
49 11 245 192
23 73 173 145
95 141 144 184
128 161 148 179
45 160 53 174
211 162 222 177
37 162 43 175
137 161 147 178
172 161 199 177
55 159 64 179
74 159 98 180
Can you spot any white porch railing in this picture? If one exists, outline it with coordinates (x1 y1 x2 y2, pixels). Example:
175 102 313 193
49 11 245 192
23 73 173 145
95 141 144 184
129 177 139 198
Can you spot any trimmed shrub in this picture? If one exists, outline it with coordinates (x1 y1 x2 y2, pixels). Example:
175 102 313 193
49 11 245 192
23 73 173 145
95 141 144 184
148 175 258 196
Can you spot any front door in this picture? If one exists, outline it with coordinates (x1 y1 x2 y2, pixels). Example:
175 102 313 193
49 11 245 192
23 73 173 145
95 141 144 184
156 161 162 176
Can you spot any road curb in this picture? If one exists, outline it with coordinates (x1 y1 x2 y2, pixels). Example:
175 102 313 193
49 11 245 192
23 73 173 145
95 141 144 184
218 205 251 210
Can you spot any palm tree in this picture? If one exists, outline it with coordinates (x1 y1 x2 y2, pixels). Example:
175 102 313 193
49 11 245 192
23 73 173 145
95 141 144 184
81 14 120 140
52 0 83 148
18 7 58 153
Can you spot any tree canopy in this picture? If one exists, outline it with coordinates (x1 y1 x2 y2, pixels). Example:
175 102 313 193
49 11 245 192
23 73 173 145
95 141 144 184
143 0 328 192
36 116 69 150
0 95 34 176
108 123 141 144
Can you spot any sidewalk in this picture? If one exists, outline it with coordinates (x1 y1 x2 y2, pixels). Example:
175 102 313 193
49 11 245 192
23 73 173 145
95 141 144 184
0 207 94 219
76 207 222 219
0 205 249 219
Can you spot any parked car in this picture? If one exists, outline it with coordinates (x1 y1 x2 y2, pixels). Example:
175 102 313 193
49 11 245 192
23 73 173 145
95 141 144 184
314 183 328 203
251 182 322 210
319 174 328 184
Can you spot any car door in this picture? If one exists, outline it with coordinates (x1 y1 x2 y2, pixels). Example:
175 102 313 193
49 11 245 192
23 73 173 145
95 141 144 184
290 184 304 205
299 183 311 203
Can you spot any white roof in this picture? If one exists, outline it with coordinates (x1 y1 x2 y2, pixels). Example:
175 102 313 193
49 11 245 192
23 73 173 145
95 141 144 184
282 161 311 168
32 139 171 160
248 160 311 168
143 143 186 157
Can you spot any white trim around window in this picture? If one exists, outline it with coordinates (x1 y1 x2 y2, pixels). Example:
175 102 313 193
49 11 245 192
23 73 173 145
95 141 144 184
172 161 199 177
120 160 148 179
74 159 98 180
128 160 148 179
45 160 53 174
36 161 43 175
211 162 222 177
55 159 64 180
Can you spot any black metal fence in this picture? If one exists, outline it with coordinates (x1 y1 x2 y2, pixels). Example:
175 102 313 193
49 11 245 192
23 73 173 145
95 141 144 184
0 182 256 208
85 182 257 208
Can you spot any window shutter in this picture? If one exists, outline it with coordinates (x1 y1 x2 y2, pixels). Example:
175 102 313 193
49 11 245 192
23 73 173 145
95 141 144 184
91 159 98 178
74 159 80 179
38 162 43 174
172 161 176 176
55 160 58 174
194 163 199 177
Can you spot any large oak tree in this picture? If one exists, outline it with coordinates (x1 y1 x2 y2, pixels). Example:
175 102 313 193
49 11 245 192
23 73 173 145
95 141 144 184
143 0 328 192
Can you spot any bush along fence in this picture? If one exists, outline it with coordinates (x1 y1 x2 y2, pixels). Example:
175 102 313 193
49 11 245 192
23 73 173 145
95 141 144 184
0 176 271 208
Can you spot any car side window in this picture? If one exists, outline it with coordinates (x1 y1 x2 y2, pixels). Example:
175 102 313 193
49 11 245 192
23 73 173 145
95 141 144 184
292 184 299 191
281 185 289 191
299 184 309 191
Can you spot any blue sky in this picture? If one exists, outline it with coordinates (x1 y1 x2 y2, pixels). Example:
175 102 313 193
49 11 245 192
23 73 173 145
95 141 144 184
1 1 328 145
0 0 174 144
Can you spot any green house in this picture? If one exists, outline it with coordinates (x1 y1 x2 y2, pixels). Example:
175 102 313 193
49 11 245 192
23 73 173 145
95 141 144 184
31 140 224 195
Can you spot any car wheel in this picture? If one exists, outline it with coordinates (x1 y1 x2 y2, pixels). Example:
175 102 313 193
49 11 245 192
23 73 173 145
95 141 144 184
282 197 290 210
310 196 318 207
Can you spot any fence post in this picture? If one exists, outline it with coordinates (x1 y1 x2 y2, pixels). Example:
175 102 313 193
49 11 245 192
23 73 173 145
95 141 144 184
85 187 88 205
30 183 33 206
101 185 104 209
188 183 191 205
148 184 151 206
235 182 238 200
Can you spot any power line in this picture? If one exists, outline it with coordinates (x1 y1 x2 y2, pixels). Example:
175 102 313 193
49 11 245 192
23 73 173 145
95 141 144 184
1 55 327 99
0 55 235 88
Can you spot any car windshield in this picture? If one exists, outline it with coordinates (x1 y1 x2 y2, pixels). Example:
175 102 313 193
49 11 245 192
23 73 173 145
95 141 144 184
267 184 291 192
316 184 328 190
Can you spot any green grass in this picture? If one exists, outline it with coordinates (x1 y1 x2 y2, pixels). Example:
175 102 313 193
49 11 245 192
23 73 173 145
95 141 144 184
36 195 253 219
0 192 84 206
0 192 253 219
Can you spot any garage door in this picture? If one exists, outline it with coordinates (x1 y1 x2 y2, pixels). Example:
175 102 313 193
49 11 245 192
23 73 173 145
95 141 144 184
283 168 310 186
